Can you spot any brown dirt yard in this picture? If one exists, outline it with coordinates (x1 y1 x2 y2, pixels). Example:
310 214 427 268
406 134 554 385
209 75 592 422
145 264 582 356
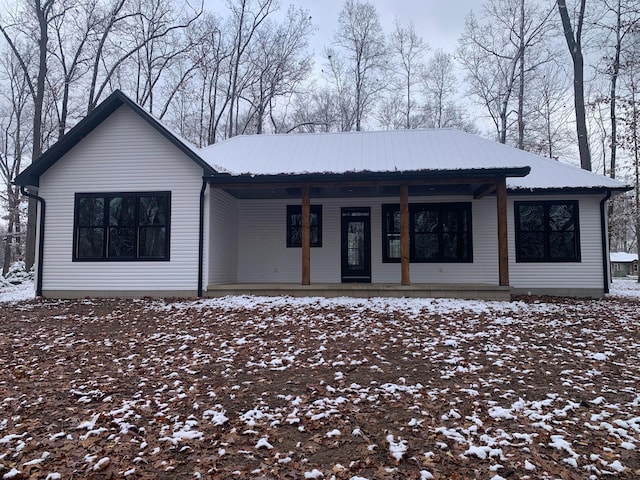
1 292 639 479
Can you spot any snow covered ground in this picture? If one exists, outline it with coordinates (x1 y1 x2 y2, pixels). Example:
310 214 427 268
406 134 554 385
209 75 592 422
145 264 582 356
1 283 639 479
609 277 640 299
2 277 638 304
0 279 34 303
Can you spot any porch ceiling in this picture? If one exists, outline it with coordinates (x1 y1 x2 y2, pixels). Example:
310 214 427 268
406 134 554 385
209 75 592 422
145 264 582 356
222 183 480 199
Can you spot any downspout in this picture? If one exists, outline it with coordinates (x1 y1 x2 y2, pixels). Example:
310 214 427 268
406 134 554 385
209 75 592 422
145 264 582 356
197 177 207 297
600 190 612 294
19 186 45 297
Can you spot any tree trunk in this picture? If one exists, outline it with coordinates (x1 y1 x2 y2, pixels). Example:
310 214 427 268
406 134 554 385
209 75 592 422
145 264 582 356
2 204 14 277
517 0 525 149
609 1 621 180
26 0 51 271
556 0 592 171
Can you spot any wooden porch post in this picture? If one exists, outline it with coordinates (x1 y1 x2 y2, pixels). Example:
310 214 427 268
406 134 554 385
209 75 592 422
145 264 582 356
400 184 410 285
496 177 510 286
301 186 311 285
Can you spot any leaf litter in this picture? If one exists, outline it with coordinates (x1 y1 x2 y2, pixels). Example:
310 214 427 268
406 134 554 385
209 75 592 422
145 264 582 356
0 286 639 479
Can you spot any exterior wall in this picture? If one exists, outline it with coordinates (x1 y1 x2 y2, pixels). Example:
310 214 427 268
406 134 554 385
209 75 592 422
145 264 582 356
233 193 607 295
508 194 606 295
208 189 238 284
236 195 500 284
38 105 204 295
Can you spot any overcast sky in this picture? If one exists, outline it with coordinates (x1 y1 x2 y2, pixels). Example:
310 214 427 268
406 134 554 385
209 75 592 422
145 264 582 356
295 0 478 53
205 0 480 55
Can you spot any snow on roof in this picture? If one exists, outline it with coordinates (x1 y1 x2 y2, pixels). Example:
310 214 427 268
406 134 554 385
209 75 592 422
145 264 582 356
201 129 530 175
610 252 638 263
199 129 628 191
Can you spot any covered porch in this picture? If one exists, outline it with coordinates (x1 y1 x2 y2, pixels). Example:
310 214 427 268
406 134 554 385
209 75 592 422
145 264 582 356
204 167 526 299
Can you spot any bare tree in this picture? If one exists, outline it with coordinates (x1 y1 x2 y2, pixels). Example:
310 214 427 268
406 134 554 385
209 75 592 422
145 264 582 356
458 0 554 145
593 0 640 179
225 0 276 138
0 0 62 271
242 6 313 134
618 30 640 280
182 12 233 145
127 0 202 114
327 0 388 131
86 0 135 112
556 0 592 170
324 50 357 131
423 50 457 128
49 0 102 139
0 52 31 275
289 87 340 133
524 60 573 158
389 18 428 129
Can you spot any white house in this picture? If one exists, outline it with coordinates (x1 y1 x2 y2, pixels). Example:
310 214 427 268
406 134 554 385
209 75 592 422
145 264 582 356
14 90 630 299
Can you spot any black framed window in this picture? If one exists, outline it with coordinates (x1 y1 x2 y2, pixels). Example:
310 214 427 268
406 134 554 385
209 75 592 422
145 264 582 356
287 205 322 247
514 200 580 262
74 192 170 261
382 204 401 261
382 203 472 263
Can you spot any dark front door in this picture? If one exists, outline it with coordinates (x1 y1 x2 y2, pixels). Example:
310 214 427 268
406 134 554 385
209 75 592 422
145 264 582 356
341 207 371 283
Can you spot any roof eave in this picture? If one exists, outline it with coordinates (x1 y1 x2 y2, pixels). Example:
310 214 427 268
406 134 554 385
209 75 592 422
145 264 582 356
205 166 532 186
508 185 633 195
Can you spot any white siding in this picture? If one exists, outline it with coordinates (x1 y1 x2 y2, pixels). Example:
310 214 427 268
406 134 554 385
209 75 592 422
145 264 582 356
236 196 500 284
508 194 605 291
208 189 238 284
38 106 204 294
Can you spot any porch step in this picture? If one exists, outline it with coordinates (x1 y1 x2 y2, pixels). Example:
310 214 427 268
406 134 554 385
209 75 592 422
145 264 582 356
205 283 511 301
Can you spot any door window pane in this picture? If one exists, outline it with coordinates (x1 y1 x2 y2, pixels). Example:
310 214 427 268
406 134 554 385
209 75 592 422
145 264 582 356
347 221 365 268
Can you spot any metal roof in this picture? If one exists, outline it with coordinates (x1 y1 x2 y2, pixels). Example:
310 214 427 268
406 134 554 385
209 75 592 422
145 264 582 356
200 129 629 191
14 88 630 193
610 252 638 262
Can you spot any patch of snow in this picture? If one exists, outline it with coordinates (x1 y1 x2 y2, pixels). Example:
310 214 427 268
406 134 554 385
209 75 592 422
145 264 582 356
488 406 515 420
203 406 228 426
0 279 34 303
76 413 101 430
386 435 408 462
93 457 110 471
3 468 21 479
255 438 273 449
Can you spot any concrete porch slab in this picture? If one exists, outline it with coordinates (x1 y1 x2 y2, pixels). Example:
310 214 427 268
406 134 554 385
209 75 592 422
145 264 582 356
205 283 512 301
